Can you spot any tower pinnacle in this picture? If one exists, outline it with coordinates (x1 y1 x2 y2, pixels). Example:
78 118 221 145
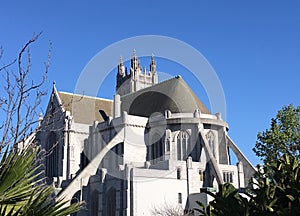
131 49 139 71
118 56 125 76
150 53 156 73
133 49 136 57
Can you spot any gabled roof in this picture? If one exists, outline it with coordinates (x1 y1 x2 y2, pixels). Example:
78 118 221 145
121 76 210 117
58 92 112 124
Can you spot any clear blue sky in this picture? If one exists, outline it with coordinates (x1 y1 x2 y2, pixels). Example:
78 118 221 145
1 1 300 166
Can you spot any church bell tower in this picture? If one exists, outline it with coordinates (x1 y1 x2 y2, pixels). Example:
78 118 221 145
116 51 158 96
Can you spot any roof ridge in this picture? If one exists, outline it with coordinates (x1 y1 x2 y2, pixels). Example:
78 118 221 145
58 91 113 102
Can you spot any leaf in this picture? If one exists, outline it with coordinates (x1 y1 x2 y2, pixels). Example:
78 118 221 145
0 144 82 215
286 194 295 202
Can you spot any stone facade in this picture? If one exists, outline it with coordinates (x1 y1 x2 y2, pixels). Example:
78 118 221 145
36 53 255 215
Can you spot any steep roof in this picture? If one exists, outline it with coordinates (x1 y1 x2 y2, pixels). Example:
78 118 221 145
121 76 210 117
58 92 113 124
54 76 209 123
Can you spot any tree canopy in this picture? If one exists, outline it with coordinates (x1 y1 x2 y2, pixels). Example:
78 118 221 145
253 104 300 171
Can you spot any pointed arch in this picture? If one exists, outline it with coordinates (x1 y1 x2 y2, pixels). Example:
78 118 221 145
176 131 190 160
45 131 59 182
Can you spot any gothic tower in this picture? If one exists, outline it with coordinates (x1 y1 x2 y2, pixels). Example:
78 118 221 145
116 51 158 96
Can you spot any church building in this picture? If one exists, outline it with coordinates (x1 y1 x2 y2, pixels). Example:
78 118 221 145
36 52 255 215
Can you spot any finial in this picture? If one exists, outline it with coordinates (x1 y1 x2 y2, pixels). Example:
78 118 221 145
133 49 136 57
119 55 123 64
151 53 155 63
52 81 57 93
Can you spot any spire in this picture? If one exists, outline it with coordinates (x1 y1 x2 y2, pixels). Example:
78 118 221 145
150 53 156 73
52 80 57 93
131 49 139 71
133 49 136 58
118 55 125 76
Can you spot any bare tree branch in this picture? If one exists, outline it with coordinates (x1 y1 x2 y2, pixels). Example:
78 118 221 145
0 32 50 150
0 59 17 72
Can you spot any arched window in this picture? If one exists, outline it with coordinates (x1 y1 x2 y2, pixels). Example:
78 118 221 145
91 190 99 216
177 131 190 160
45 132 59 182
106 187 116 216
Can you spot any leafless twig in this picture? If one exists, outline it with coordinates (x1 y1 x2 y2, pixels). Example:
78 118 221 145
0 33 51 151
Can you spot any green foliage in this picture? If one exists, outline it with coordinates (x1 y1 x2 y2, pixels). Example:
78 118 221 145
196 105 300 215
197 154 300 216
253 104 300 171
195 183 250 216
0 145 82 216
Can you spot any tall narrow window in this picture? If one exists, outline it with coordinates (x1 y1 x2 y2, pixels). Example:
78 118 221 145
199 169 204 181
45 132 59 182
178 193 182 204
177 131 190 160
223 171 233 183
177 168 181 180
229 172 233 183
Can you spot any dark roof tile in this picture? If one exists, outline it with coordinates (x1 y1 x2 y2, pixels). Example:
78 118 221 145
58 92 113 124
121 76 210 117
